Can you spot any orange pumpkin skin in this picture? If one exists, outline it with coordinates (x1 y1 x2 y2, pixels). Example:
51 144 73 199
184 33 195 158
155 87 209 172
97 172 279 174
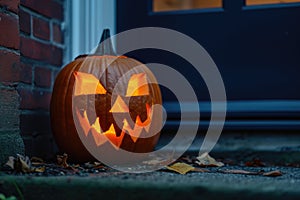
50 30 162 162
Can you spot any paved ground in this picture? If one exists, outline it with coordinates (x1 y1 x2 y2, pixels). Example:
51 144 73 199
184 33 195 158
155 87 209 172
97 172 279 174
1 166 300 200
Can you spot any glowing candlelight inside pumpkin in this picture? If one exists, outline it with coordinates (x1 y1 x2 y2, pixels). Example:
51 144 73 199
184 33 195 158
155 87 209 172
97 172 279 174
126 73 149 96
109 95 129 113
73 71 106 95
73 71 156 149
102 125 125 148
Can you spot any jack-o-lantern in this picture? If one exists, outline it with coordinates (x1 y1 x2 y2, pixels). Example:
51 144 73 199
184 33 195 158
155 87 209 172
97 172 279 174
50 29 162 162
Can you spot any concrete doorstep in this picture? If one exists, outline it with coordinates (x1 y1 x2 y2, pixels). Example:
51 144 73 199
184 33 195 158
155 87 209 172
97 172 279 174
1 165 300 200
1 132 300 200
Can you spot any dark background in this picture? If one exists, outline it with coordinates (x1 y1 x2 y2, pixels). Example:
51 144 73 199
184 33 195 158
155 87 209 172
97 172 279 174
116 0 300 131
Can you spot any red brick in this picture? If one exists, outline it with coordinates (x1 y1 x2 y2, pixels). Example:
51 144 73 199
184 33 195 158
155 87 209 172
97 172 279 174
20 36 50 61
20 37 63 66
49 45 62 66
33 17 49 40
34 66 51 87
19 8 31 34
0 49 20 83
23 136 54 160
21 0 63 20
0 12 19 49
20 113 51 136
20 62 32 84
0 0 19 13
18 87 51 110
52 23 62 43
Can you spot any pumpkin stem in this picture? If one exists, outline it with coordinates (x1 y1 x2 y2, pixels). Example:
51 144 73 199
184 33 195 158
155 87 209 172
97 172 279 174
94 29 116 56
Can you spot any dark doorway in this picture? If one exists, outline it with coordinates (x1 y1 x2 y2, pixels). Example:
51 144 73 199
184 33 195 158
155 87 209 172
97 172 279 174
116 0 300 130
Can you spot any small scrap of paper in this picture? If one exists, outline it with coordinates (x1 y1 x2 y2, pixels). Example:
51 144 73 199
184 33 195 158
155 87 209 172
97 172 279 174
196 152 224 167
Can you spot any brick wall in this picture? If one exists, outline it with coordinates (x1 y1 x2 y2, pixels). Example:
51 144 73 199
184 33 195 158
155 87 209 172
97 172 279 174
0 0 65 162
18 0 64 159
0 0 24 164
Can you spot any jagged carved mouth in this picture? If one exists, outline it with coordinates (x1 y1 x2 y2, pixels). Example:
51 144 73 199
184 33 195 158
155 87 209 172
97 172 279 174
75 102 153 149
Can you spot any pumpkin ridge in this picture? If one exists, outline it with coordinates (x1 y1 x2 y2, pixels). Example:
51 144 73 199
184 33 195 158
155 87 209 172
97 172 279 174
65 62 85 156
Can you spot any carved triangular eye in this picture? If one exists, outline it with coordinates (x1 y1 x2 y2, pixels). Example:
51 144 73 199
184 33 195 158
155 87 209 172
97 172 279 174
126 73 149 96
73 71 107 96
109 95 129 113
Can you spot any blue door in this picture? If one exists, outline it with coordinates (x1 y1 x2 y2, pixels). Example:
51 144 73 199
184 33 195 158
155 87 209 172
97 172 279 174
116 0 300 130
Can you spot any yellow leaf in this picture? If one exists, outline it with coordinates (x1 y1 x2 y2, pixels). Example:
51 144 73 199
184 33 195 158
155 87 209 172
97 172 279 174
166 162 195 175
33 166 46 173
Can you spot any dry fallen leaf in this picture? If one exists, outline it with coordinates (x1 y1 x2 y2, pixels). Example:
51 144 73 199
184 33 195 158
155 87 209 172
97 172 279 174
33 166 46 173
31 156 44 165
83 162 106 171
5 154 31 173
219 169 282 177
196 152 224 167
179 156 193 164
5 156 15 169
262 170 282 177
57 153 79 172
17 154 32 173
245 158 266 167
166 162 195 174
221 169 259 175
5 154 37 173
57 153 69 168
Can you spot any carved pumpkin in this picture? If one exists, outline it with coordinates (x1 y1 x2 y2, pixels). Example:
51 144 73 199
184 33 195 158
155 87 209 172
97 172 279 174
50 29 162 162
